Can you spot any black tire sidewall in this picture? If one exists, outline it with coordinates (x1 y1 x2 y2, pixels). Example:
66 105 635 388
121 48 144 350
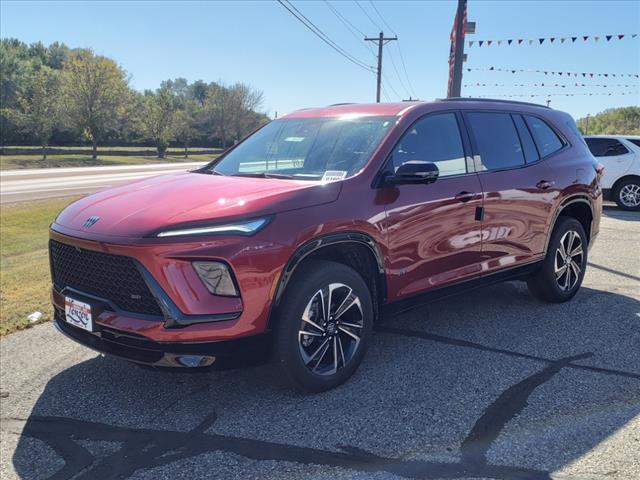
273 260 374 392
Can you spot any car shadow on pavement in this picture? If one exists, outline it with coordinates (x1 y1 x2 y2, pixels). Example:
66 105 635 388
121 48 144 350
9 283 640 480
602 205 640 221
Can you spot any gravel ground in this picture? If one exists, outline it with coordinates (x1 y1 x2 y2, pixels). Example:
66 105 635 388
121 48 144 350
1 206 638 480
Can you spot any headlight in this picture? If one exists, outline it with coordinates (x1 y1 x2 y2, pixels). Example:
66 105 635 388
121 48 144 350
156 217 269 238
192 261 239 297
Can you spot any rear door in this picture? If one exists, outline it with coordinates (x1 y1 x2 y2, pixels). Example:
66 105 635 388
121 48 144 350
382 111 484 300
585 137 635 189
463 111 562 272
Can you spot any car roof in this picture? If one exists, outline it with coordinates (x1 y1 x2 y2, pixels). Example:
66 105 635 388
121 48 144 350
282 98 554 119
584 135 640 140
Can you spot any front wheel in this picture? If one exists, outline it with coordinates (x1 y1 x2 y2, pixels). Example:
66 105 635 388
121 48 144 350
613 178 640 211
527 217 588 303
273 260 373 392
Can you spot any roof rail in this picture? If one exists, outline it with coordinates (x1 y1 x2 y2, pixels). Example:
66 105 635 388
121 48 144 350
437 97 551 109
328 102 356 106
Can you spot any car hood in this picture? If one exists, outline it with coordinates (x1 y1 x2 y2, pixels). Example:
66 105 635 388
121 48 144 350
54 171 341 238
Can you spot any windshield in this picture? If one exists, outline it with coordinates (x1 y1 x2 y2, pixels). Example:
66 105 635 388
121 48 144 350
209 116 397 180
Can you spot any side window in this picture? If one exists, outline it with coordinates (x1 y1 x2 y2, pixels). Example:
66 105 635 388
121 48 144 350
465 112 525 171
512 114 540 163
392 113 466 177
585 138 630 157
627 138 640 148
524 115 564 157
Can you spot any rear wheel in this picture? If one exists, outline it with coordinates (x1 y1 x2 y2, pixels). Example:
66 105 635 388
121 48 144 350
527 217 587 303
613 178 640 211
273 260 373 392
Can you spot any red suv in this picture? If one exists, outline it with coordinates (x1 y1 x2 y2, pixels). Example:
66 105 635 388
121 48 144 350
50 99 602 391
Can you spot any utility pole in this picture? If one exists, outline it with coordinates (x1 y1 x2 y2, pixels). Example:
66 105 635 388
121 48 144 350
447 0 468 98
365 31 398 103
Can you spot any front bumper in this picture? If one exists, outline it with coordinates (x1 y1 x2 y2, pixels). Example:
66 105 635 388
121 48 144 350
54 311 271 369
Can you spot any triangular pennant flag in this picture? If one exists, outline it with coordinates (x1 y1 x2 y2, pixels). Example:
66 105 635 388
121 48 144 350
582 73 586 77
539 38 545 44
595 36 600 42
583 36 589 41
571 36 577 42
518 39 524 44
550 37 555 43
508 39 513 45
544 71 548 75
529 39 534 45
590 73 594 78
469 41 474 47
618 34 624 40
604 73 608 77
487 40 493 46
633 34 637 38
497 40 502 46
561 38 566 43
612 73 616 77
467 68 471 72
606 35 612 41
559 72 563 76
479 40 484 47
511 70 516 74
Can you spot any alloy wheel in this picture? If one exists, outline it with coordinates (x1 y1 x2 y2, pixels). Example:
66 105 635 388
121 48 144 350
619 183 640 208
298 283 363 376
554 230 584 292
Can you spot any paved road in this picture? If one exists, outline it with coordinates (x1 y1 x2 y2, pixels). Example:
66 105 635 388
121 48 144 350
0 162 205 204
1 208 639 480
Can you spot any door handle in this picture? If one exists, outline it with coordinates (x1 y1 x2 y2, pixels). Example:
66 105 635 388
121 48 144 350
455 191 476 203
536 180 555 190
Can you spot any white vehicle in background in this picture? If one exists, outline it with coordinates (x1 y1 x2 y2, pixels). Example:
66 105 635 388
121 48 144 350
584 135 640 211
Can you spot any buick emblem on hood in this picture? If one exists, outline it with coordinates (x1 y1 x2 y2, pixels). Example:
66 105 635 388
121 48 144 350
83 216 100 229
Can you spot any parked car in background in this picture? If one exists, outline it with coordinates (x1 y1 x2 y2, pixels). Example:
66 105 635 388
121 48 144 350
584 135 640 211
50 99 602 392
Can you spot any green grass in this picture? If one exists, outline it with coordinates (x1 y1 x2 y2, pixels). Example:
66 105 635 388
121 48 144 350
0 153 216 170
0 197 79 335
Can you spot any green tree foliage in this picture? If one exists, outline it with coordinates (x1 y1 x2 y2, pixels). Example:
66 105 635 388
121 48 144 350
63 49 131 158
576 107 640 135
0 39 269 152
12 67 62 160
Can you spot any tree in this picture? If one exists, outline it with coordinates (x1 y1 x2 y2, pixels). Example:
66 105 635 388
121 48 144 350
12 67 61 160
62 49 130 159
172 105 198 158
140 87 176 158
577 107 640 136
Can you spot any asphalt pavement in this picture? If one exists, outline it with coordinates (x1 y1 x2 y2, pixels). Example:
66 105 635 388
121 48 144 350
0 162 205 203
1 207 639 480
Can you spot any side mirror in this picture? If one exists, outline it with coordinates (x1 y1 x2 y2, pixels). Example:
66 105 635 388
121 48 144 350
386 161 439 185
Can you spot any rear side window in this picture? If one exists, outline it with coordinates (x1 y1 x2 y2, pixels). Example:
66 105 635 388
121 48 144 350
525 115 564 157
512 114 540 163
465 112 525 171
585 138 630 157
392 113 466 177
626 138 640 148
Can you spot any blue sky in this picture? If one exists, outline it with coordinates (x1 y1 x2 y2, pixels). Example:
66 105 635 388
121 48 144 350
1 0 638 119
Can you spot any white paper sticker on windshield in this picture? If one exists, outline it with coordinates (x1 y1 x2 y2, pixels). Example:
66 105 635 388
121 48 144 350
321 170 348 182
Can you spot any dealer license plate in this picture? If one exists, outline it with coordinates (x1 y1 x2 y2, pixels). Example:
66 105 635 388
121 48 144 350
64 297 93 332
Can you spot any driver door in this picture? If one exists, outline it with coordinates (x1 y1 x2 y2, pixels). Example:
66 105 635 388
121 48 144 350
381 112 484 301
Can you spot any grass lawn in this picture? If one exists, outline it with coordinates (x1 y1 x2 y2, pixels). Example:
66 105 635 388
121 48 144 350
0 197 79 335
0 153 216 170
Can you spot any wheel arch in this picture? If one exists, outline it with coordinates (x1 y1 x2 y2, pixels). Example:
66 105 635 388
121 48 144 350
269 232 387 329
545 195 594 254
611 174 640 196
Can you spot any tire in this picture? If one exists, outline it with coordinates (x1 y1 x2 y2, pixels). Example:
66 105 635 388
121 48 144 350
613 177 640 211
272 259 373 392
527 217 588 303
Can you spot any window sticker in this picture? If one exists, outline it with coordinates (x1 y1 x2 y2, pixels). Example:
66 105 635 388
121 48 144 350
321 170 348 182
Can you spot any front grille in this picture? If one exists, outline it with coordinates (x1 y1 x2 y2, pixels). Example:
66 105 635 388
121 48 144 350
49 240 163 316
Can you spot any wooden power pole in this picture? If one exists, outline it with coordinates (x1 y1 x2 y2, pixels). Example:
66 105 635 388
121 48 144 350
365 31 398 103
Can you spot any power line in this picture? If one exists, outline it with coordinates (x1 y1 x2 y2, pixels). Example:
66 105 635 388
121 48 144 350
365 0 418 98
323 0 377 60
277 0 375 73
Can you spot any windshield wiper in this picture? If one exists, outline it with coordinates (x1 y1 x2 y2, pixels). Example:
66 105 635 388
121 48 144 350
197 168 225 176
230 172 294 179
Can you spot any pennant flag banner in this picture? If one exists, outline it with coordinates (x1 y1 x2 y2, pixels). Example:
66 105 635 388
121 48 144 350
466 67 640 79
472 91 639 98
464 83 635 88
468 33 638 47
